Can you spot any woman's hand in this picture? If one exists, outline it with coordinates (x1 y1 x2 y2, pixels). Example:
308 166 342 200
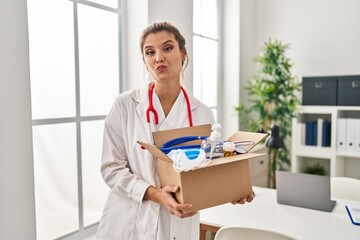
231 192 255 205
144 185 198 218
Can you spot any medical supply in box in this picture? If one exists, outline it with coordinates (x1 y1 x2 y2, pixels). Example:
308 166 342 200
137 124 267 213
201 123 224 159
223 141 236 157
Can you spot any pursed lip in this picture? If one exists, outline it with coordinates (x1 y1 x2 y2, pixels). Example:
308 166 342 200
156 64 167 71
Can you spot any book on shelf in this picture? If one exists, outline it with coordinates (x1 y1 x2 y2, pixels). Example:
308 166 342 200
317 118 323 146
336 118 360 155
346 118 357 154
337 118 347 153
322 120 331 147
304 119 331 147
297 122 305 145
312 121 318 146
337 118 360 155
305 121 314 146
357 119 360 154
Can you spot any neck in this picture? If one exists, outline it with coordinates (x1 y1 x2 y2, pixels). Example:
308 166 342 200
153 81 182 117
154 82 181 100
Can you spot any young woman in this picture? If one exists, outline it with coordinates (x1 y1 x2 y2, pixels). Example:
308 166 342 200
96 22 253 240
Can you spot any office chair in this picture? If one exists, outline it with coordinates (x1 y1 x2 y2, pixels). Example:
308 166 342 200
331 177 360 201
214 226 295 240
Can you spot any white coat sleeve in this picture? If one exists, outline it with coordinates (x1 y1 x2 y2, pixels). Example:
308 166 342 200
100 98 150 203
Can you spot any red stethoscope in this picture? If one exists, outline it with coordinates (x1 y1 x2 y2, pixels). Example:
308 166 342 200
146 83 193 127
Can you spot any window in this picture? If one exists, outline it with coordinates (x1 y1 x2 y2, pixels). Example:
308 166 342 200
27 0 122 239
193 0 221 123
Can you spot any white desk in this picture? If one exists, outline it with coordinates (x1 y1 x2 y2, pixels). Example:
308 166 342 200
200 187 360 240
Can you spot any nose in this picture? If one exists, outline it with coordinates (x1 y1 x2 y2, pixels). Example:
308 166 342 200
156 54 164 63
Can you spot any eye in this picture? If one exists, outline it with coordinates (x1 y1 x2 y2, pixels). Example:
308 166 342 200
164 46 173 52
145 50 155 56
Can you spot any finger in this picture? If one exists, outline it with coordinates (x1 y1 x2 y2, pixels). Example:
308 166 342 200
231 198 246 205
179 211 198 219
164 185 179 193
231 193 255 205
242 198 248 204
174 203 193 211
171 203 194 218
169 207 191 218
239 198 247 204
247 193 255 202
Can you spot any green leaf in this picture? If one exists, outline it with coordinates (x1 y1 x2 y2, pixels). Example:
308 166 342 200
235 38 300 173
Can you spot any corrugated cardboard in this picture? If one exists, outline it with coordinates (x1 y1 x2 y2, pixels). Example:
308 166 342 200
137 124 267 213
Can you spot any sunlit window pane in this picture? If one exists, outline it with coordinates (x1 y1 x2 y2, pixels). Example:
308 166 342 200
193 36 218 107
27 0 76 119
193 36 202 101
87 0 118 9
78 4 119 116
193 0 202 35
33 123 78 240
81 120 108 227
193 0 218 38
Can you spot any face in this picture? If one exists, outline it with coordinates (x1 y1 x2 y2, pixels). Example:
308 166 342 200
142 31 186 83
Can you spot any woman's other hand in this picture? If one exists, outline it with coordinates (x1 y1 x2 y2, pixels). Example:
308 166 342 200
144 185 198 218
231 192 255 205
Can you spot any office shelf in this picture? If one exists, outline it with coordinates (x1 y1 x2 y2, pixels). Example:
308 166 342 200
294 145 333 159
291 106 360 179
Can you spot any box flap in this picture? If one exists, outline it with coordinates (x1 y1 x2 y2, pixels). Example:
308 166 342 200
137 141 172 163
152 124 211 148
205 152 265 167
227 131 268 153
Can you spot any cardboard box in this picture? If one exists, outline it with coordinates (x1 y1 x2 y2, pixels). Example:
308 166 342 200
138 124 267 213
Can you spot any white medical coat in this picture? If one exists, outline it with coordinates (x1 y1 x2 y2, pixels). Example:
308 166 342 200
96 84 215 240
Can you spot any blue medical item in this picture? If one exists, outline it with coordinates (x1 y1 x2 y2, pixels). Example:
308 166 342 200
183 148 201 160
167 148 209 172
160 136 208 154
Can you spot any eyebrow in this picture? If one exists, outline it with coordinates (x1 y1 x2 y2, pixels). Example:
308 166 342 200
144 40 175 50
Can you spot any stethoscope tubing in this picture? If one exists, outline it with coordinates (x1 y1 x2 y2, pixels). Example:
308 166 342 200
160 135 207 154
146 83 193 127
146 83 159 125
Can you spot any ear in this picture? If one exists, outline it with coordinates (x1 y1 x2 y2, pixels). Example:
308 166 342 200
181 51 187 65
181 48 187 57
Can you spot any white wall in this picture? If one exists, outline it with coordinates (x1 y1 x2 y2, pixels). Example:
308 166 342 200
240 0 360 104
222 0 241 138
239 0 256 105
123 0 148 90
0 0 37 239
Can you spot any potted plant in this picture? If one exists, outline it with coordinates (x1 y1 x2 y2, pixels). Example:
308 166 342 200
236 39 301 188
303 163 328 176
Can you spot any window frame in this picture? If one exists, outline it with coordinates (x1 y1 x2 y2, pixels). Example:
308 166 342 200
28 0 124 239
192 0 223 124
